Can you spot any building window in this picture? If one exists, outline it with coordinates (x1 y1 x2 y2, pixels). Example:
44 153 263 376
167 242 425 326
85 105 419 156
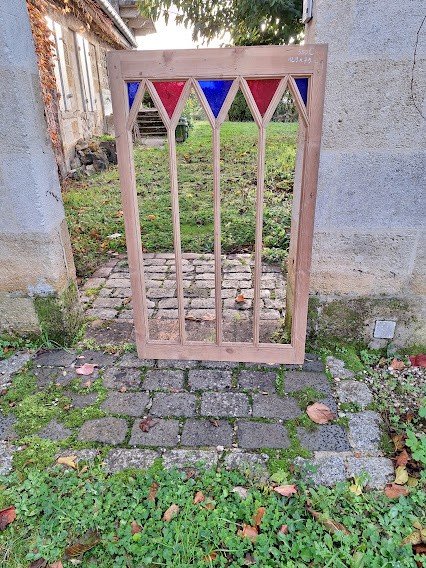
75 33 96 112
45 17 72 112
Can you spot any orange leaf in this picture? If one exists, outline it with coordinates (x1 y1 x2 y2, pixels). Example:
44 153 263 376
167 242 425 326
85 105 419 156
238 524 258 542
390 358 405 371
392 434 405 451
273 484 297 497
139 417 158 432
384 483 409 499
131 521 142 534
163 504 179 522
76 363 96 376
279 524 289 535
204 501 215 510
235 294 246 303
396 449 410 467
49 562 63 568
65 531 100 558
147 482 159 502
253 506 266 527
56 456 77 469
409 354 426 368
193 491 205 504
306 402 335 424
203 551 218 562
0 506 16 530
147 214 156 221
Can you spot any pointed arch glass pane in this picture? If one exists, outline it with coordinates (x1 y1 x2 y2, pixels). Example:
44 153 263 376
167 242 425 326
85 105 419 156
294 77 309 107
127 82 140 109
152 81 186 118
198 80 233 118
246 79 281 117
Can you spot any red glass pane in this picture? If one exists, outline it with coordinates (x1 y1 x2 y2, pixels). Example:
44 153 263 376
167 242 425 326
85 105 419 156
247 79 281 117
152 81 186 118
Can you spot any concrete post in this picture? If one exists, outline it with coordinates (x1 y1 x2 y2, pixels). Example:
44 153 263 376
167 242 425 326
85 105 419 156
0 1 81 341
305 0 426 346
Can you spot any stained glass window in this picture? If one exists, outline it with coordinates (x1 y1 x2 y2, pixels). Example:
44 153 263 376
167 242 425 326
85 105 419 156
127 82 140 109
198 80 233 118
294 78 309 107
152 81 186 118
246 79 281 117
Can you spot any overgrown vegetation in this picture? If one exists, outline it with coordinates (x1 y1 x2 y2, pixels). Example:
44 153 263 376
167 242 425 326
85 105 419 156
63 121 297 278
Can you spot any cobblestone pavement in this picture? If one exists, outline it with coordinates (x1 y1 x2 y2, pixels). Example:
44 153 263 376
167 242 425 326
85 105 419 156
81 253 286 343
0 349 394 486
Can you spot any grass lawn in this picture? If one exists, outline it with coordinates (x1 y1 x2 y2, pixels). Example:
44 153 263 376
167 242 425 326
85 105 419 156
63 121 297 279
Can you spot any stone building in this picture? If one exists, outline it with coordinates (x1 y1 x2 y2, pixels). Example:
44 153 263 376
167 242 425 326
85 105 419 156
42 0 155 171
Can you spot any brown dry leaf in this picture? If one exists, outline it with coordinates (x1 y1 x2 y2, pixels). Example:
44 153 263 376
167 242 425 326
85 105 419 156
409 354 426 368
413 543 426 555
396 449 410 467
238 524 258 542
235 294 246 304
306 402 335 424
29 560 47 568
119 386 127 393
185 468 197 480
0 506 16 530
244 553 256 565
147 482 159 502
384 483 409 498
139 417 158 432
163 504 179 522
65 531 100 558
76 363 96 376
203 551 218 562
48 562 63 568
402 530 422 546
209 419 219 428
393 434 405 451
394 466 409 485
204 501 215 511
193 491 205 504
273 484 297 497
390 358 406 371
147 214 156 221
279 524 289 535
253 506 266 527
83 380 92 388
232 486 249 499
131 521 142 535
407 476 419 487
56 456 77 470
307 506 351 535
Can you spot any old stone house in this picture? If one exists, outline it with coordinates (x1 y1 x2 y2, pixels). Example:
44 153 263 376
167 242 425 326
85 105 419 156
39 0 154 172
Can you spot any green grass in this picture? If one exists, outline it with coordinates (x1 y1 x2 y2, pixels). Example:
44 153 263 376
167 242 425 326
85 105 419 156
63 121 297 278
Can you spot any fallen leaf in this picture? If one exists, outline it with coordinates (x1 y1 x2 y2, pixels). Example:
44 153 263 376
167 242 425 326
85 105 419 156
185 468 197 479
393 434 405 451
396 449 410 467
238 524 258 542
48 562 63 568
306 402 335 424
232 486 248 499
163 504 179 522
203 551 218 562
193 491 205 504
147 214 156 221
243 553 256 565
394 466 409 485
209 419 219 427
409 354 426 368
139 417 158 432
56 456 77 470
131 521 142 534
204 501 215 510
147 482 159 502
402 530 422 546
279 524 289 535
407 476 419 487
390 358 406 371
75 363 96 376
253 506 266 527
119 386 127 393
65 531 100 558
413 543 426 554
307 505 350 535
82 380 92 388
349 481 363 496
235 294 246 303
0 506 16 530
384 483 409 498
273 484 297 497
30 560 47 568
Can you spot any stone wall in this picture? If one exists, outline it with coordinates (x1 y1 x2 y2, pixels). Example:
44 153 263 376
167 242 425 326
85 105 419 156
0 1 80 340
305 0 426 346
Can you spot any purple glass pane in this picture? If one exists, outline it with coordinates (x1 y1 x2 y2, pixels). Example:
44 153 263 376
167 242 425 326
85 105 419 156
127 82 140 109
198 80 233 118
294 78 309 107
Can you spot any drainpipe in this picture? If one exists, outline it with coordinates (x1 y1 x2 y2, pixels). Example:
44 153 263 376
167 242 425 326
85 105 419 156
94 0 138 48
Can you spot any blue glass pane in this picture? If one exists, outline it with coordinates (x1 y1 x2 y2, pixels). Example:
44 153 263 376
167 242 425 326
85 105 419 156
295 78 309 107
198 80 233 118
127 82 140 109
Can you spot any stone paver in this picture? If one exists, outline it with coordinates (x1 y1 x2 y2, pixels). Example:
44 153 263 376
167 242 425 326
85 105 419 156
76 350 118 367
295 453 347 486
33 350 76 367
237 421 290 449
151 393 196 417
238 370 277 392
297 425 351 452
103 368 142 390
0 441 16 475
129 418 179 447
104 449 160 473
326 356 355 379
201 392 250 417
118 353 154 368
162 449 218 469
284 371 332 395
56 449 100 463
38 420 72 441
34 367 74 388
181 419 233 447
0 351 32 388
157 359 198 370
348 411 382 453
101 392 150 417
345 456 394 489
78 417 128 445
65 392 98 409
188 370 232 391
143 370 184 390
252 394 302 420
224 450 269 479
335 380 373 409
